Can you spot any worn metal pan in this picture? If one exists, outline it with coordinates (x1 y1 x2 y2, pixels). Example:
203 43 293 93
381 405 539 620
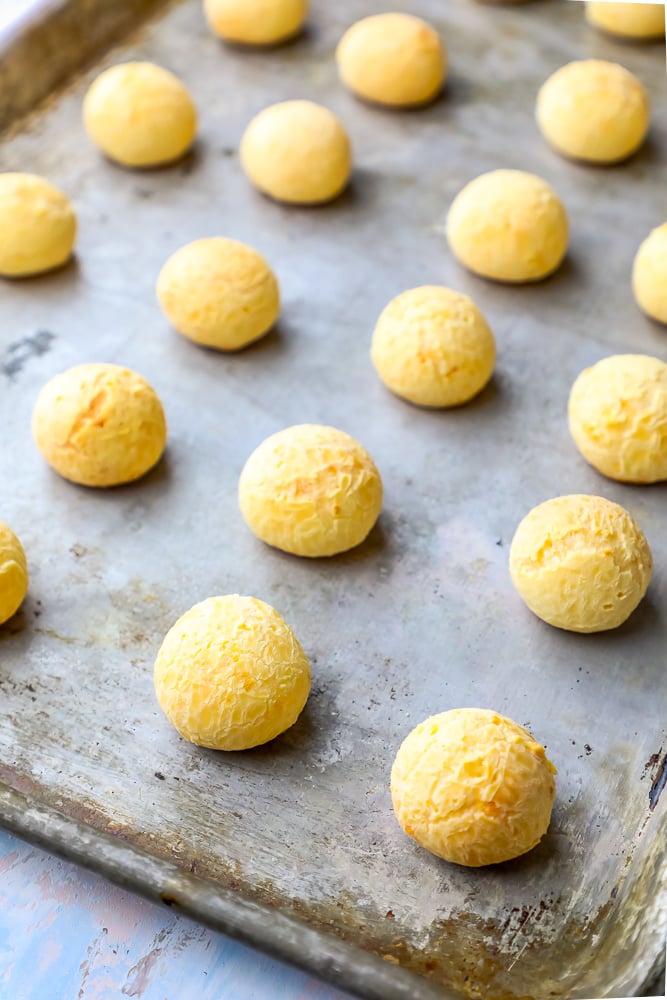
0 1 665 996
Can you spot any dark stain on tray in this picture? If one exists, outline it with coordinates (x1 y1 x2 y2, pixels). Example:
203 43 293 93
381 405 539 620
641 748 663 778
35 627 77 645
0 609 27 637
648 753 667 812
1 330 55 379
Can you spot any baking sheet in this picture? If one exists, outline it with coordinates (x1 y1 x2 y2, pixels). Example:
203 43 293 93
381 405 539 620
0 1 666 997
0 0 165 132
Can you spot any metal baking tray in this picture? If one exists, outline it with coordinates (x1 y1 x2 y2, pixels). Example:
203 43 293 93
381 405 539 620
0 1 665 997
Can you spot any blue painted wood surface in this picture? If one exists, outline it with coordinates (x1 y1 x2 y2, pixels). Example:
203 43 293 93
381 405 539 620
0 829 354 1000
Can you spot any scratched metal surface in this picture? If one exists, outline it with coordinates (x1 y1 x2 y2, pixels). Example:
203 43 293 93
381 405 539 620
0 0 165 130
0 0 665 997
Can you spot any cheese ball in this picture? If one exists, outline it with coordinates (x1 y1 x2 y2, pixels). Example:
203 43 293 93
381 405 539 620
240 100 352 205
32 363 167 488
0 173 76 277
633 223 667 324
510 495 652 633
83 62 197 167
371 286 495 407
336 13 446 108
156 238 280 350
446 170 568 283
239 424 383 557
586 3 665 39
391 709 556 867
0 522 28 625
568 355 667 484
536 60 649 165
203 0 308 45
154 595 311 750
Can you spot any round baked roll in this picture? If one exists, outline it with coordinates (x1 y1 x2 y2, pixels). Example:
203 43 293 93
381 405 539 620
391 708 556 867
154 595 311 750
633 223 667 324
83 62 197 167
32 363 167 487
336 13 446 108
446 169 568 283
239 424 383 557
536 60 649 164
568 354 667 483
204 0 308 45
156 237 280 350
371 285 495 407
240 100 352 204
509 494 652 632
0 173 76 277
586 2 665 39
0 522 28 625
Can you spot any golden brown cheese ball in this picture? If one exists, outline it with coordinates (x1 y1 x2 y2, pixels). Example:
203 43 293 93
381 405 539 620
154 595 311 750
536 60 649 164
336 13 446 108
371 286 495 407
240 100 352 205
0 173 76 277
83 62 197 167
156 238 280 350
239 424 383 557
586 3 665 39
391 709 556 867
633 223 667 324
568 354 667 484
32 363 167 487
0 522 28 625
509 495 652 633
446 169 568 283
204 0 308 45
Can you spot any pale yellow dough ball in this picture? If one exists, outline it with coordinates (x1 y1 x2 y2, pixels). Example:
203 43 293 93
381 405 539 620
204 0 308 45
568 355 667 484
633 223 667 324
536 60 649 164
32 363 167 487
0 173 76 277
391 708 556 868
156 238 279 350
371 286 495 407
446 170 568 283
586 3 665 39
83 62 197 167
0 522 28 625
336 13 446 108
154 595 311 750
510 495 652 633
239 424 383 557
240 100 352 205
